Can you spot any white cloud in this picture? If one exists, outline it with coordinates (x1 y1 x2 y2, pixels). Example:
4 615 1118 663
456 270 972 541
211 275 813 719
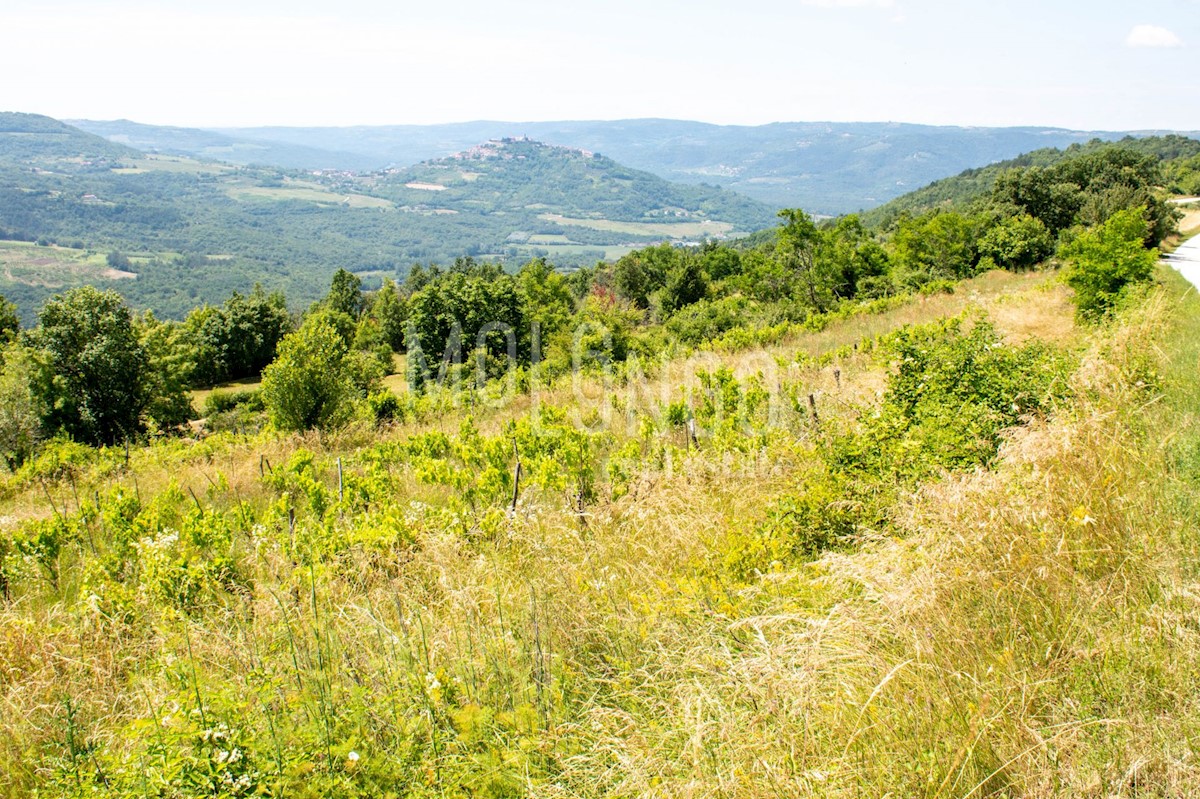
1125 24 1183 48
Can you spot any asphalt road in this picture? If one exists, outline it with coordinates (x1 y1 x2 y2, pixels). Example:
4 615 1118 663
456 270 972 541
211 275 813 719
1165 235 1200 290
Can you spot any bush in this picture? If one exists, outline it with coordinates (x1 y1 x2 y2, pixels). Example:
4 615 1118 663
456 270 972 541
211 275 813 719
1063 207 1158 321
367 390 402 424
202 389 263 417
978 213 1054 271
261 317 357 432
830 315 1073 483
723 474 861 578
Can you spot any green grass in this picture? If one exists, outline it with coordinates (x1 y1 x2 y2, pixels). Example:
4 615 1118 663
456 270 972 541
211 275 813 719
537 213 736 238
379 353 409 395
4 270 1200 796
226 182 394 209
111 155 234 175
189 376 265 414
0 240 135 288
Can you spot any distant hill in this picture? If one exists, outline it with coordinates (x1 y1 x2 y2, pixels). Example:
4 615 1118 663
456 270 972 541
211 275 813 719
0 111 136 162
67 119 378 171
74 117 1199 214
861 134 1200 228
0 116 775 322
369 137 774 232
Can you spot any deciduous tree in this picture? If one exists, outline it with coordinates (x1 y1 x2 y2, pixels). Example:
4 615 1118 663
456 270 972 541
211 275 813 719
261 317 357 431
29 286 147 446
1063 207 1157 320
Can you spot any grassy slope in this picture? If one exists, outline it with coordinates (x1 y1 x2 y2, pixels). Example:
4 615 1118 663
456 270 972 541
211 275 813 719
3 267 1200 796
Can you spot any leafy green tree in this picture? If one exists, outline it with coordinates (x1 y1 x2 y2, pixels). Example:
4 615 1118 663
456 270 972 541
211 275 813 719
516 258 576 339
1078 187 1179 246
405 263 441 293
0 294 18 342
261 317 357 431
306 307 356 347
991 167 1081 233
350 316 397 383
819 214 888 298
700 243 742 281
729 249 795 302
1055 146 1161 196
566 265 595 299
776 208 839 312
992 147 1179 244
326 268 365 319
223 287 292 377
661 254 708 313
29 286 147 446
181 287 291 387
890 211 981 286
369 278 408 352
559 290 640 372
1063 207 1158 320
181 305 228 387
977 214 1053 271
137 313 196 434
613 244 675 308
407 271 526 383
0 344 44 470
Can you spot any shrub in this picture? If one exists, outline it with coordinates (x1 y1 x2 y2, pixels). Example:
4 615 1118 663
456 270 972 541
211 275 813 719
723 473 862 578
367 390 401 424
977 213 1054 271
830 315 1073 482
202 389 264 417
261 317 357 431
1063 207 1158 321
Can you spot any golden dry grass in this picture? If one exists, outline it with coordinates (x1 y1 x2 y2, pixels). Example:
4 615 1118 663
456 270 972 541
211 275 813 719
6 268 1200 797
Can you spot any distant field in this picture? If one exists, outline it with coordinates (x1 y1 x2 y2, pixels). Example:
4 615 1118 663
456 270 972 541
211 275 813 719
226 181 394 209
539 213 734 238
0 240 136 288
111 155 232 175
514 242 636 260
190 376 263 414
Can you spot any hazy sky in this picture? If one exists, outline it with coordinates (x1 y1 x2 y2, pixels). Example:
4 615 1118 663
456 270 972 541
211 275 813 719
3 0 1197 130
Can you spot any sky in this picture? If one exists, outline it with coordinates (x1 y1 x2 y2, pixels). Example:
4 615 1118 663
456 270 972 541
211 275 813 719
2 0 1197 131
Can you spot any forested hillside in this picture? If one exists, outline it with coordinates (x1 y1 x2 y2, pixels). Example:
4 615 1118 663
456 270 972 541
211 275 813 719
74 117 1186 213
863 134 1200 226
0 134 1193 447
0 115 774 323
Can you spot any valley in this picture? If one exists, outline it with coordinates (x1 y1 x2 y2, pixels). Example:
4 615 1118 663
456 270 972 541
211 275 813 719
75 117 1200 214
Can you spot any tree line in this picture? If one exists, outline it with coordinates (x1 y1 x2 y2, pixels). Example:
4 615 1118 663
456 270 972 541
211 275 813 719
0 140 1182 467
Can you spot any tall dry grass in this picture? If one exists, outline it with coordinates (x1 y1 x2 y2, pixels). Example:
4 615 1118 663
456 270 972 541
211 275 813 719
4 267 1199 797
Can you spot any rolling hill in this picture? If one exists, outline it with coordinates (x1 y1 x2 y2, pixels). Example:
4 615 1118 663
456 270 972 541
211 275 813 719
1 111 136 162
67 118 379 172
0 115 776 322
72 117 1200 214
860 133 1200 227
